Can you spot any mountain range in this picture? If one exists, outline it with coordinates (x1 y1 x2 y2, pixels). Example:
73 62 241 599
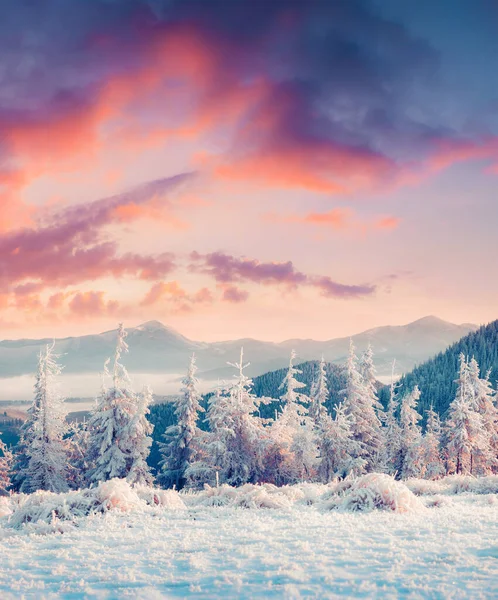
0 316 478 380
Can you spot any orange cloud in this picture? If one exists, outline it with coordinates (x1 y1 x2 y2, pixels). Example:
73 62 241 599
266 208 401 234
68 291 119 318
375 216 401 230
141 281 213 309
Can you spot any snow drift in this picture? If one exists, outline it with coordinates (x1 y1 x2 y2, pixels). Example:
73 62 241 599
5 478 186 529
5 472 498 532
325 473 425 513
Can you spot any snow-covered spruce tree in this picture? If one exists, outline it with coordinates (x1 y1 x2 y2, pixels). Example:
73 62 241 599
317 402 364 482
23 343 69 493
159 354 204 490
0 439 12 495
186 382 230 487
268 350 317 483
342 340 384 472
10 348 48 492
86 324 153 485
444 354 489 475
126 385 154 486
189 350 267 487
418 406 445 480
309 356 329 424
380 360 403 476
467 356 498 475
66 419 90 490
400 385 423 479
359 344 385 420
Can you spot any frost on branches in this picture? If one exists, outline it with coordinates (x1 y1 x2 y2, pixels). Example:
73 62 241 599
309 356 328 424
343 341 384 472
381 361 403 476
0 439 12 495
444 354 491 475
188 349 267 487
399 386 423 479
467 356 498 475
268 350 317 484
86 324 153 486
22 344 69 494
317 402 363 482
159 353 204 490
417 406 445 480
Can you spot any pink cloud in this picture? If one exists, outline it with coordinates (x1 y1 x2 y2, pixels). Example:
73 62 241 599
69 291 119 318
141 281 214 309
222 286 250 303
0 176 187 294
266 209 401 234
190 251 374 299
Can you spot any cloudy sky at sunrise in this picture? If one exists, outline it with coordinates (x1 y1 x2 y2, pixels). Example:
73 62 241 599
1 0 498 342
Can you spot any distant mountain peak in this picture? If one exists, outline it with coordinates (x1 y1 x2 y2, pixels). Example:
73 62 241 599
136 320 168 331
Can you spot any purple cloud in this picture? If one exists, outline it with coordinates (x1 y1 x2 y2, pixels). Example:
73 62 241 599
190 251 374 299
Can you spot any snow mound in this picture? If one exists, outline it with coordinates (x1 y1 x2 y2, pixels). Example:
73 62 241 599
6 479 186 529
0 497 12 518
233 486 292 510
327 473 425 513
190 483 292 509
406 474 498 496
135 486 186 510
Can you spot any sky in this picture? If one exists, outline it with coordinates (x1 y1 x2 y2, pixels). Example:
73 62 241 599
0 0 498 342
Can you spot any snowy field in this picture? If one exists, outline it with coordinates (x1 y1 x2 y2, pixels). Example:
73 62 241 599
1 475 497 599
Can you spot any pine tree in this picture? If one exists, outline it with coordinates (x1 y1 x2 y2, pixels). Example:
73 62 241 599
86 324 153 485
381 360 403 476
159 354 204 489
0 439 12 495
66 420 90 490
309 356 329 424
188 350 267 487
317 402 363 482
418 406 445 479
467 357 498 475
126 385 154 486
186 382 229 487
270 350 317 483
343 340 383 472
400 385 423 478
23 344 69 493
444 354 489 475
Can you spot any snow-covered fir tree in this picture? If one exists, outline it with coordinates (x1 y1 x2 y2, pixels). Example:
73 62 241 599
186 382 229 487
159 354 204 489
418 406 445 480
188 350 267 487
467 356 498 475
22 343 69 493
309 356 329 424
66 420 90 490
400 385 423 478
317 402 364 482
269 350 317 483
359 344 385 420
343 340 384 472
86 324 153 485
0 439 12 496
381 360 403 476
126 385 154 486
444 354 489 475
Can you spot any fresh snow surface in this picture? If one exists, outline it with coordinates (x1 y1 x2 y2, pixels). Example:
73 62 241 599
1 475 497 598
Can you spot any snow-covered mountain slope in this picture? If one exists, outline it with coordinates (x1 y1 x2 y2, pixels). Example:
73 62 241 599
0 316 477 379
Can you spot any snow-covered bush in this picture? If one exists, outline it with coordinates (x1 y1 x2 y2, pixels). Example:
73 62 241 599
326 473 425 513
6 478 185 529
